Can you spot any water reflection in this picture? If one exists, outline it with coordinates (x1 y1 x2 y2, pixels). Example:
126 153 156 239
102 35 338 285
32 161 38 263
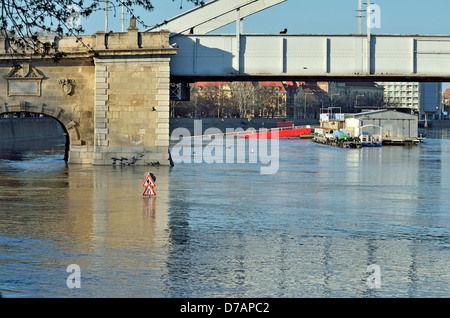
0 133 449 297
161 139 450 297
0 141 172 297
425 127 450 139
67 165 171 297
0 138 65 161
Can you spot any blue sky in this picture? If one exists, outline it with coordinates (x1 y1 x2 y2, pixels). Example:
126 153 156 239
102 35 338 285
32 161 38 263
82 0 450 35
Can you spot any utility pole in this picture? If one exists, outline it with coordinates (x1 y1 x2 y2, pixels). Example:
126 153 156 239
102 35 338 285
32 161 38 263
366 0 371 75
367 0 371 36
235 8 241 74
122 0 125 32
358 0 362 34
105 0 108 32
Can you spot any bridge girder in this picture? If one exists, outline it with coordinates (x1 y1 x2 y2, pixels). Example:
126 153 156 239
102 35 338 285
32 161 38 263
145 0 287 35
169 34 450 83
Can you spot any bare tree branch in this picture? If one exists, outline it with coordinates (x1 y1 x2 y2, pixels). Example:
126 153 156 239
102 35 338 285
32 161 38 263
0 0 204 61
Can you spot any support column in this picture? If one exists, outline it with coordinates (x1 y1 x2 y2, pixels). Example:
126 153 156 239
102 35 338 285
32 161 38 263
90 20 177 166
93 56 174 166
155 63 171 151
366 0 372 75
234 8 241 74
93 63 110 164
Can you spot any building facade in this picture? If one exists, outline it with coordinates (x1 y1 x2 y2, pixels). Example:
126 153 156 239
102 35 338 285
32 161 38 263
420 82 442 120
377 82 420 112
377 82 442 120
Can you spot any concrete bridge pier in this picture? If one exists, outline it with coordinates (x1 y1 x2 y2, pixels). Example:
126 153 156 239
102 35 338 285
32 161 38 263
89 55 173 166
89 25 177 166
0 19 177 166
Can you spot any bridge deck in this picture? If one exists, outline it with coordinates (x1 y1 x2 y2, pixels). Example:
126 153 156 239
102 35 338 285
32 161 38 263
169 33 450 82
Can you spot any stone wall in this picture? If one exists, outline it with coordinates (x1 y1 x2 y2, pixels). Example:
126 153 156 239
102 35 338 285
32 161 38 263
92 56 171 165
0 19 176 166
0 62 95 151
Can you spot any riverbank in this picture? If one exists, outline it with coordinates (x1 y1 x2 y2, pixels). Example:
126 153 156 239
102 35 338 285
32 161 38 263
169 117 319 135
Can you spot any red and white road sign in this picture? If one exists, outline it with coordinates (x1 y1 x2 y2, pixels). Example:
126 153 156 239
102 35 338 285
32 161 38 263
143 186 156 197
142 173 156 188
142 173 156 196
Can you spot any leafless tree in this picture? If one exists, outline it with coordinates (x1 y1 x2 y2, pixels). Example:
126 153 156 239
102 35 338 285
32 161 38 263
229 82 263 118
0 0 204 60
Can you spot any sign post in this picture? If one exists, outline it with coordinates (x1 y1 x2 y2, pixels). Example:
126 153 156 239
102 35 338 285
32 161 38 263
142 173 156 196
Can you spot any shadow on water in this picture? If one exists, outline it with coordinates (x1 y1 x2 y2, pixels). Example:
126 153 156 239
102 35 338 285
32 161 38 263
0 116 69 162
0 138 66 162
1 126 450 298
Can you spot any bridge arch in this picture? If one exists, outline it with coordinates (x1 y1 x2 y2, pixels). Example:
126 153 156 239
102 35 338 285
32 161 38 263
1 102 80 162
1 26 178 166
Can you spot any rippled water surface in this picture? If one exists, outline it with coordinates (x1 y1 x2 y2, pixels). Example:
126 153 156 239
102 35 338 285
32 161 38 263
0 130 449 298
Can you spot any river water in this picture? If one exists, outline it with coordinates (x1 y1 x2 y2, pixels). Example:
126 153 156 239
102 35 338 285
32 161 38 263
0 130 449 298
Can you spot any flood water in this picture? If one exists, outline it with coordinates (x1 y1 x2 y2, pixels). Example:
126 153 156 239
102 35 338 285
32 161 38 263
0 129 449 298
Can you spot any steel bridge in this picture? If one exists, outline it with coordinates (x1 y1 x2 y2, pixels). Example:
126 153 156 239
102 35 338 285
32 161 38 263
145 0 450 90
169 33 450 82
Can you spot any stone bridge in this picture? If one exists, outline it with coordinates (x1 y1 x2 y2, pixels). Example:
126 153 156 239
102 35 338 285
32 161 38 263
0 19 176 166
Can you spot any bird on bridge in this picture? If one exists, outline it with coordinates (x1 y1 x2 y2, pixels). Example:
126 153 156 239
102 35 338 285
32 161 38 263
280 28 287 34
111 157 128 165
129 154 145 165
111 157 122 164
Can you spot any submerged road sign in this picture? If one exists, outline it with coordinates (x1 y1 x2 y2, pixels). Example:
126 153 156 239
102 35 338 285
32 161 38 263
143 173 156 188
142 173 156 196
143 186 156 197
